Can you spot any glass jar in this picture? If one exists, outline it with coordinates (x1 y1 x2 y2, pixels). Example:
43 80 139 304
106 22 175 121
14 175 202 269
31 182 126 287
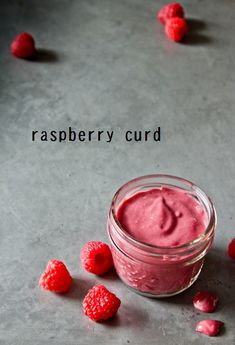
107 175 216 297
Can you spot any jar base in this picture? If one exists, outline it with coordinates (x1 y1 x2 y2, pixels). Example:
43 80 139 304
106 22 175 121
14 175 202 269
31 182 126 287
121 268 202 298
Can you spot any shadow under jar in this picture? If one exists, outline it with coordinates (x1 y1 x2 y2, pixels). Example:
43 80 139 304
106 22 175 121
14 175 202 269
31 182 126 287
107 175 216 297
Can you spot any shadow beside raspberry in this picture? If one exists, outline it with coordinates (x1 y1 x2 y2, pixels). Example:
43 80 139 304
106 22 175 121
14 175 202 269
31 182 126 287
97 267 119 282
101 302 149 328
183 33 213 46
187 18 207 31
183 18 213 46
34 49 59 63
59 276 95 301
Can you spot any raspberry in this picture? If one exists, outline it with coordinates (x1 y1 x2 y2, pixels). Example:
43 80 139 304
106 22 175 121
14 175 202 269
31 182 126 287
165 17 188 42
83 284 121 321
80 241 113 275
193 291 219 313
10 32 36 59
227 238 235 259
39 260 72 293
196 320 224 337
158 3 184 25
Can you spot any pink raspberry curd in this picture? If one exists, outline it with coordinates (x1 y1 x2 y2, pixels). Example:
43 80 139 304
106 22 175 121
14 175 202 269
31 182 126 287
117 188 207 248
107 175 216 297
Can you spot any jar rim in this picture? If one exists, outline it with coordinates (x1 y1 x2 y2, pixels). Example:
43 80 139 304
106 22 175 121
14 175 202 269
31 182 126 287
110 174 216 253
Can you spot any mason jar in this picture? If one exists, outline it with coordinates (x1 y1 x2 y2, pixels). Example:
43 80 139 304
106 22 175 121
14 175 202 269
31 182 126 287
107 175 216 297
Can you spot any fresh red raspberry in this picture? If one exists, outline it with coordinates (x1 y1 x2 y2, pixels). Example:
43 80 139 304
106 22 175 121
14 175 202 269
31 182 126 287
158 3 184 25
165 17 188 42
10 32 36 59
83 284 121 321
227 238 235 259
196 320 224 337
39 259 72 293
80 241 113 275
193 291 219 313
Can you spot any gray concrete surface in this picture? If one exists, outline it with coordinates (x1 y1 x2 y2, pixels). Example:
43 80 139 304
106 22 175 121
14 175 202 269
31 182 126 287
1 0 235 344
